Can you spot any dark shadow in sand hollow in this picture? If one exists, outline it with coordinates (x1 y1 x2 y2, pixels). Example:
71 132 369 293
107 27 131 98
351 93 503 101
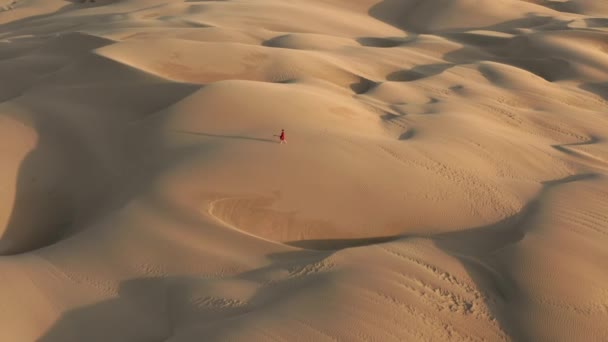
387 63 454 82
285 235 405 251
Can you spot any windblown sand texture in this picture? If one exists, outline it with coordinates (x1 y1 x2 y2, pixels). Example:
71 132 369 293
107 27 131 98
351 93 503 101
1 0 608 341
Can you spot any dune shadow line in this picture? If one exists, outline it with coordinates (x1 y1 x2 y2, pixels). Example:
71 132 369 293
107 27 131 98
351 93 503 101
285 235 406 251
174 130 277 143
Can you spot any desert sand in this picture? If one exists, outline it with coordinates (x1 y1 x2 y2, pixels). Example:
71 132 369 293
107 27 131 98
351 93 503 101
0 0 607 341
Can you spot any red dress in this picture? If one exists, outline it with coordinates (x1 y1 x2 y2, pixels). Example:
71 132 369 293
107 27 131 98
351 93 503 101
280 132 285 141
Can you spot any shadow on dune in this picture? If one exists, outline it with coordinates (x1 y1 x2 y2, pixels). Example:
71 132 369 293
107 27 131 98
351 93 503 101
173 130 277 143
364 5 603 338
387 63 453 82
0 1 164 37
0 87 200 254
368 5 580 83
63 0 120 8
349 77 377 94
399 128 416 140
37 277 175 342
390 34 574 83
369 1 577 33
368 0 422 32
432 173 597 341
537 0 581 14
584 17 608 28
38 247 339 341
551 136 602 162
285 235 404 250
0 33 200 254
35 173 598 341
580 82 608 101
0 3 91 32
356 35 417 47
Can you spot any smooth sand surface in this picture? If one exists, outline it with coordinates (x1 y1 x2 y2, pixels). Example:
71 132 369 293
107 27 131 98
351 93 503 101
0 0 607 341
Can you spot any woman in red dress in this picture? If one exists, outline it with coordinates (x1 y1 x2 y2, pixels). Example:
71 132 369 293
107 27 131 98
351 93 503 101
279 129 286 144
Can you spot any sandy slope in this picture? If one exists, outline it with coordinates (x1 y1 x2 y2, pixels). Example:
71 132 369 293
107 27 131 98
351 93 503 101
0 0 607 341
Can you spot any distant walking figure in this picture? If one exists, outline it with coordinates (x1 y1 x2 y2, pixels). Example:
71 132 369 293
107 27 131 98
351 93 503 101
279 129 286 144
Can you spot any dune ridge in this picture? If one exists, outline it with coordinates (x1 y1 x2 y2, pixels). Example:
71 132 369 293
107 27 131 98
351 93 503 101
0 0 607 341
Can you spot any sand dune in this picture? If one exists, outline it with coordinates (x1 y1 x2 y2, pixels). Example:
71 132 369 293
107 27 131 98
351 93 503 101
0 0 607 341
